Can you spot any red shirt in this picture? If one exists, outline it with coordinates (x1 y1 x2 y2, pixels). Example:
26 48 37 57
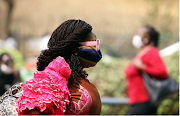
124 46 168 105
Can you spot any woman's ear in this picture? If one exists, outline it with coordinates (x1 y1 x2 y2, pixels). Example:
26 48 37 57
143 34 150 45
73 47 79 54
143 38 149 44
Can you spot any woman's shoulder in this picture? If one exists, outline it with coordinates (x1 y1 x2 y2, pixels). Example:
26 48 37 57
80 78 96 87
143 46 160 57
69 78 100 98
147 45 159 53
142 46 163 64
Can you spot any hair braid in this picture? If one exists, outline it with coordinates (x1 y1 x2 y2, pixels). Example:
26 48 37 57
37 19 92 84
144 25 160 47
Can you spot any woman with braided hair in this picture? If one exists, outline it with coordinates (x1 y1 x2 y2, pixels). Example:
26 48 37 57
0 19 102 115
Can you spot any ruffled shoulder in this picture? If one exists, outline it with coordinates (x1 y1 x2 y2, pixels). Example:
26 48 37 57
45 56 71 80
16 56 71 115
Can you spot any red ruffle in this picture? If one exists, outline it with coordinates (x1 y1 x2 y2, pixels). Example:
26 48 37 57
16 56 71 115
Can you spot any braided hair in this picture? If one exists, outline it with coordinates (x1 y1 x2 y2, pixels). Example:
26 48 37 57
143 25 160 47
37 19 92 84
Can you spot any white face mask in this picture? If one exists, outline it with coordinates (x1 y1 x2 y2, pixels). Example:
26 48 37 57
0 64 11 74
132 35 144 48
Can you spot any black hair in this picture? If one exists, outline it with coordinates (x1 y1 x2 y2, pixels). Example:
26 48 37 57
37 19 92 85
0 53 11 62
143 25 160 47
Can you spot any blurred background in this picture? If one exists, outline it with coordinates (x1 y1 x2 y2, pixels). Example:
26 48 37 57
0 0 179 115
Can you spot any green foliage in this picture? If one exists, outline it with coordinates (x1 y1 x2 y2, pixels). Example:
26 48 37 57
158 52 179 115
163 52 179 83
20 68 34 82
86 56 129 98
101 105 130 115
86 51 179 115
0 49 24 69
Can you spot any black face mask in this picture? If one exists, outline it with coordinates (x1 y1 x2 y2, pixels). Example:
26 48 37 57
77 46 102 66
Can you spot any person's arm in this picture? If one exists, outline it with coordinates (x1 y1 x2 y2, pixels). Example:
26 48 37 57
143 49 168 79
132 49 168 79
143 61 168 79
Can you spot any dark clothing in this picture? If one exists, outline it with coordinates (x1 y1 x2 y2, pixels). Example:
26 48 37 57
128 101 158 115
0 73 14 96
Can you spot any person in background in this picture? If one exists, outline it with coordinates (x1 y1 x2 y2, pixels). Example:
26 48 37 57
124 26 168 115
0 53 20 96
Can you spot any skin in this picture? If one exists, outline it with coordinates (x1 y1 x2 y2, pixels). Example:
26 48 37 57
0 54 20 84
131 27 151 70
25 109 44 115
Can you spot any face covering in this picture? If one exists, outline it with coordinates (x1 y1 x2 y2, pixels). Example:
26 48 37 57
132 35 144 48
0 63 11 74
77 46 102 66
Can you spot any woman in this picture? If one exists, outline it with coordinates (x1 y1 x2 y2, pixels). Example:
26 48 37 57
0 19 102 115
0 53 20 96
124 26 168 115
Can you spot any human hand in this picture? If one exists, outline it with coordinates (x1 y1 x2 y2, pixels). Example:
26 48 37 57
131 59 145 70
